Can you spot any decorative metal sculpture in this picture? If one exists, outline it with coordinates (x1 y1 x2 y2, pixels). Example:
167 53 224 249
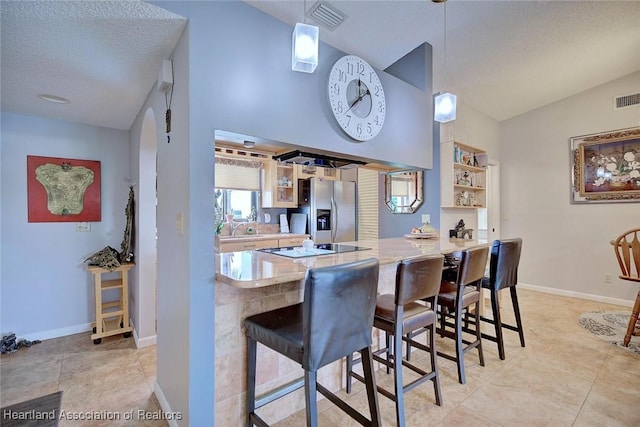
120 186 135 263
85 186 135 271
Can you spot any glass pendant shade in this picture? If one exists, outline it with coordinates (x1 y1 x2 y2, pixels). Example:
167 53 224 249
292 23 319 73
434 92 457 123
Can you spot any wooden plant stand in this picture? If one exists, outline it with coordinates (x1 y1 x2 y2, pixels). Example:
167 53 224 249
88 263 134 344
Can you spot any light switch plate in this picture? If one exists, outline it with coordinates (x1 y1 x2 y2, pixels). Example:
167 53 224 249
176 213 184 235
421 214 431 224
76 222 91 232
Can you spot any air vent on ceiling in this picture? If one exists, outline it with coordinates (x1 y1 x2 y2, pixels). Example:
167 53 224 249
306 1 347 31
613 92 640 110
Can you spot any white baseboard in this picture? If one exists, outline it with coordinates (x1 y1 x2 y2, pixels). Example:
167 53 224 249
17 322 92 342
154 381 179 427
133 329 157 348
519 282 634 307
15 319 157 347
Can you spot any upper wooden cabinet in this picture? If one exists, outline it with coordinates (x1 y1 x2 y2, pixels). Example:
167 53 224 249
261 161 298 208
441 141 487 209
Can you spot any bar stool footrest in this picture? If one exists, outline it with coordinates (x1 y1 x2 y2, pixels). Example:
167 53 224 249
254 377 304 410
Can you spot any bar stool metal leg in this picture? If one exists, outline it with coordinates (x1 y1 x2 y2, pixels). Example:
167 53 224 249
490 289 505 360
511 286 526 347
360 347 381 427
246 336 262 427
428 320 443 405
304 371 318 427
392 321 405 427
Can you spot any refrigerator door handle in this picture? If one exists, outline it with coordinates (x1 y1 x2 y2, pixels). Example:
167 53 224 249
331 197 337 242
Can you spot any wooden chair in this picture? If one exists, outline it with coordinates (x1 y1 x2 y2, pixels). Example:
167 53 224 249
612 228 640 347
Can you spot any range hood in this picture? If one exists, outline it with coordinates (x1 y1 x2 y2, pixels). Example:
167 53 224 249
272 150 366 169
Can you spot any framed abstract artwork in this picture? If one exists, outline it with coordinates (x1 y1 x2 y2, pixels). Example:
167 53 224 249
27 155 101 222
570 127 640 203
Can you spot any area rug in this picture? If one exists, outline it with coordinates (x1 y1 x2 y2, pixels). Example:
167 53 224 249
0 391 62 426
578 311 640 355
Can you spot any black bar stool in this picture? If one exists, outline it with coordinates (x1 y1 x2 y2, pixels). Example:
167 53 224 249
346 254 444 427
477 238 524 359
437 245 489 384
245 258 381 427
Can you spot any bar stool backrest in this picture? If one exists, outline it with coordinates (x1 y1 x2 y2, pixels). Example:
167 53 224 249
303 258 380 371
458 246 490 287
395 254 444 305
488 238 523 291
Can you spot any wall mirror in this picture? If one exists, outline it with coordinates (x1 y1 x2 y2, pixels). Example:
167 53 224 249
384 170 424 213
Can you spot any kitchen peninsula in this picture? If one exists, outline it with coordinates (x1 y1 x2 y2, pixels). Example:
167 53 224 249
214 236 487 427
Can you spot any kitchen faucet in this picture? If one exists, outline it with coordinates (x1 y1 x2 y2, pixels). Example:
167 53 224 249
230 221 242 236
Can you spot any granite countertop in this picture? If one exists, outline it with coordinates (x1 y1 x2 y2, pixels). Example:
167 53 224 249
218 233 308 244
216 236 488 289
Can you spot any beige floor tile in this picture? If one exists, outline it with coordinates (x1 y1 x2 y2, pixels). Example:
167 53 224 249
1 332 157 426
440 405 500 426
573 380 640 427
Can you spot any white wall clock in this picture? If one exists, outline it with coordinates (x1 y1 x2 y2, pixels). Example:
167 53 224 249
327 55 386 141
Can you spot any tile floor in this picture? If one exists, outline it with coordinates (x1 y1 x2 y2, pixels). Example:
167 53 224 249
1 288 639 426
1 331 162 426
272 288 640 427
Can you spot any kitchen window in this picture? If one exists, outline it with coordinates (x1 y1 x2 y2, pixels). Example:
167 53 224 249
214 156 262 223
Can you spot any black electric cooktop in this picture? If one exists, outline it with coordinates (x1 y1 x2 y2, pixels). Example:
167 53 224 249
314 243 372 253
257 243 371 256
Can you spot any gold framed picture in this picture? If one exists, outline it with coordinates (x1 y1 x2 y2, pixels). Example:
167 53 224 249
570 127 640 203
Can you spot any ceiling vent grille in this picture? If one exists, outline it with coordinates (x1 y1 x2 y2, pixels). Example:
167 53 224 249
306 1 347 31
614 92 640 110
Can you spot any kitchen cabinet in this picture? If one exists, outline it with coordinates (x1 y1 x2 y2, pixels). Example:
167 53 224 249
441 141 487 209
297 164 341 181
220 239 278 253
278 236 306 247
261 160 297 208
218 234 309 253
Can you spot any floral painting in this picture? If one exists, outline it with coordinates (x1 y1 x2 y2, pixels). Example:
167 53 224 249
570 127 640 203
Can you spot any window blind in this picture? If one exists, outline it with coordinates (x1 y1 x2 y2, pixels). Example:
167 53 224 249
357 168 379 240
214 159 261 190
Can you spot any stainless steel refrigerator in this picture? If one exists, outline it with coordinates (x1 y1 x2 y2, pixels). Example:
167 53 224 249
298 178 357 244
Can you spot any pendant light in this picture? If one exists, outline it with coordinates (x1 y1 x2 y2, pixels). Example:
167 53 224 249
434 0 456 123
292 1 319 73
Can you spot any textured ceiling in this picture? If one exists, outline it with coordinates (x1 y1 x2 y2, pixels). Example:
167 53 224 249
0 1 187 130
248 0 640 121
1 1 639 132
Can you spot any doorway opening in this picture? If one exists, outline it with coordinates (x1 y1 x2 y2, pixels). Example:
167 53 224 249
135 108 158 347
477 161 500 242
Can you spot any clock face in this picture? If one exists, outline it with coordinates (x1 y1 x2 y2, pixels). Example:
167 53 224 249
327 55 386 141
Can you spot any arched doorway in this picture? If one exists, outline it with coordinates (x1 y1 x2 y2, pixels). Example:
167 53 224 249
135 108 158 347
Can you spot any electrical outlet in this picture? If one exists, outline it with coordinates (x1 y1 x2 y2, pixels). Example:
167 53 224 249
76 222 91 232
604 273 613 283
421 214 431 224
